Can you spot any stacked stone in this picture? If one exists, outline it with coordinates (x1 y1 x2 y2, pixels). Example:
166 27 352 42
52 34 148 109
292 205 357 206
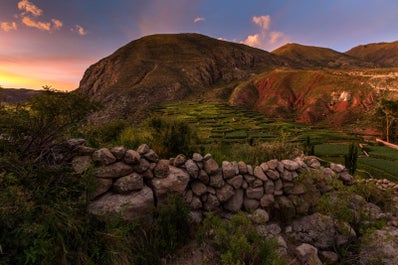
69 141 356 221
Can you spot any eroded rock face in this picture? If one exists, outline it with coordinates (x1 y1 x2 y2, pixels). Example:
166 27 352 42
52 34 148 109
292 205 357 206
88 186 154 220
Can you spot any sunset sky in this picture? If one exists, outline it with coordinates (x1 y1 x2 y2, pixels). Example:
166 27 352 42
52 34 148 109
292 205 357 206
1 0 398 91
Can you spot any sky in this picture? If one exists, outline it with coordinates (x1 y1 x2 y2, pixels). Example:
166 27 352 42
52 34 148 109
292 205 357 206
1 0 398 91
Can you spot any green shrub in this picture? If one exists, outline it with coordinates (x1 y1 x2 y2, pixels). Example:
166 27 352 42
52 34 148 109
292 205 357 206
79 119 128 147
345 143 358 175
200 212 287 265
146 116 199 157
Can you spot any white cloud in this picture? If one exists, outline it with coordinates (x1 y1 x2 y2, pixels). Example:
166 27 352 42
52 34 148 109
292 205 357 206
252 15 270 30
73 25 88 36
1 22 17 32
193 17 205 23
52 19 63 30
242 15 289 51
18 0 42 17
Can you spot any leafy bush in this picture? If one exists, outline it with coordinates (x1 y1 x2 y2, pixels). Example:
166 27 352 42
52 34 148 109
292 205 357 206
199 212 287 265
79 119 128 147
146 116 199 157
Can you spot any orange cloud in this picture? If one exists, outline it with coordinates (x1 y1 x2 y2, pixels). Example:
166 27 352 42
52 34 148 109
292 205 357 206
1 22 17 32
74 25 88 36
18 0 42 17
22 16 51 31
242 15 289 51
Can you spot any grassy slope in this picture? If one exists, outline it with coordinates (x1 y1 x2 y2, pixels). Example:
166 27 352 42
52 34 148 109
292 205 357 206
346 41 398 67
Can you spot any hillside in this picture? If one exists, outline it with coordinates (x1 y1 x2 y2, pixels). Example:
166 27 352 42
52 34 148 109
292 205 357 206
77 33 289 121
0 88 41 104
272 43 374 69
346 41 398 67
229 69 378 126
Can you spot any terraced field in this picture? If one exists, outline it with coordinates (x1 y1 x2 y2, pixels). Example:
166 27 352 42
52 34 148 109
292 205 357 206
153 102 357 145
153 102 398 181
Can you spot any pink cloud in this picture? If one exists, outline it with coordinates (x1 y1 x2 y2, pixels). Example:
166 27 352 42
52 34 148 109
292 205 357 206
22 16 51 31
242 15 290 51
193 17 205 23
73 25 88 36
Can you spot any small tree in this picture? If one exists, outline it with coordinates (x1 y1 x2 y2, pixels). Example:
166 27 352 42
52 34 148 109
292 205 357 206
345 143 358 175
376 99 398 143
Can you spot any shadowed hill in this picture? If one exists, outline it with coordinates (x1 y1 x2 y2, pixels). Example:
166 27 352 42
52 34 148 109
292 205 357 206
0 88 42 104
77 33 289 121
272 43 374 69
346 41 398 67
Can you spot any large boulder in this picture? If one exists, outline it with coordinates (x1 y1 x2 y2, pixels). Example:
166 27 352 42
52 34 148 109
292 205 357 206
96 162 133 178
92 148 116 165
151 166 190 197
88 186 154 220
224 189 244 212
113 173 144 193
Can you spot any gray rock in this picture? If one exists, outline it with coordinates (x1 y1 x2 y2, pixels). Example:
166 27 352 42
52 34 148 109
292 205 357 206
238 161 248 174
260 194 275 208
257 223 282 237
92 178 113 198
359 226 398 265
191 181 208 196
174 154 187 167
222 161 236 179
246 187 264 200
203 194 220 211
185 159 199 178
224 189 244 213
289 213 355 249
72 156 92 174
319 251 339 265
93 148 116 165
151 166 190 197
88 186 154 220
143 149 158 162
244 174 256 185
96 162 133 178
110 146 126 160
133 158 150 173
266 169 280 180
295 243 322 265
264 180 275 194
209 172 225 188
280 170 293 181
260 162 269 172
190 196 202 210
284 183 306 195
76 145 96 155
192 153 203 162
251 209 269 224
232 161 240 175
184 190 193 204
330 163 345 173
275 196 296 221
198 170 210 184
243 198 259 211
339 171 356 185
203 153 212 161
247 164 254 175
281 159 300 171
227 175 243 189
254 166 268 181
189 211 203 224
267 159 279 170
216 184 235 202
113 173 144 193
252 179 263 188
153 159 170 178
65 138 86 148
274 179 283 192
124 150 141 165
137 144 150 155
203 158 219 175
304 156 321 169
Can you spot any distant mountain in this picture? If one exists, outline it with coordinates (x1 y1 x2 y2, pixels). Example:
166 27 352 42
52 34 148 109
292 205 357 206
346 41 398 67
0 88 41 104
272 43 374 69
77 33 289 121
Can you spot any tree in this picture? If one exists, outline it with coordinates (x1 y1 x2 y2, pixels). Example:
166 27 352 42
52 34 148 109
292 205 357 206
376 99 398 143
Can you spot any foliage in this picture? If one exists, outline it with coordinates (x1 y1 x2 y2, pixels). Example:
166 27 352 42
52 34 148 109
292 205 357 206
79 119 128 147
303 136 315 155
376 98 398 143
0 88 99 161
199 212 287 265
345 143 358 175
146 116 199 157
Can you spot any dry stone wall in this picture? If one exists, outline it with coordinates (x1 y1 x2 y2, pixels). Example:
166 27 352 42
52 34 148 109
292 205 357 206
69 139 357 221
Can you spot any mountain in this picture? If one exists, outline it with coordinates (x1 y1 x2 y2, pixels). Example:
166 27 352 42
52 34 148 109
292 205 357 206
77 33 289 121
0 88 42 104
346 41 398 67
272 43 374 69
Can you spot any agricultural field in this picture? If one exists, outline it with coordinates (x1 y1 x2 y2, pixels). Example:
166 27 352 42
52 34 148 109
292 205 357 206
153 102 398 181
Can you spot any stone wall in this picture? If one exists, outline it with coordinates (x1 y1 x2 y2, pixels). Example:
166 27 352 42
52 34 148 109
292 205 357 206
69 140 357 221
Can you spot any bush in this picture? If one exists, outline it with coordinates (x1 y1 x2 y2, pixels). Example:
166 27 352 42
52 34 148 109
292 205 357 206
199 212 287 265
146 116 199 157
